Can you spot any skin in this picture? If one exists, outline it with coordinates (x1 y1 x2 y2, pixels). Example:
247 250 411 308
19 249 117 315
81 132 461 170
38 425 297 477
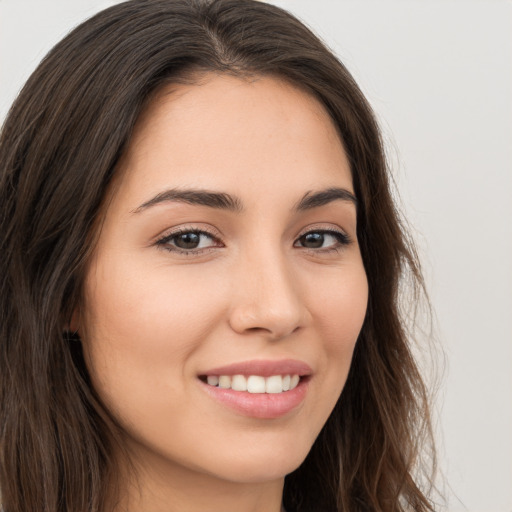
79 74 368 512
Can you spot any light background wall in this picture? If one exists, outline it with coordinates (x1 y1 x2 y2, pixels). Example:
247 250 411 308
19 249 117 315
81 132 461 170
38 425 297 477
1 1 511 511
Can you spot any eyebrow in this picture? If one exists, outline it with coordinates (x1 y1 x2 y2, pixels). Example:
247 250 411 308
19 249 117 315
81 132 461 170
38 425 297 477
131 186 356 214
131 188 243 213
295 187 357 211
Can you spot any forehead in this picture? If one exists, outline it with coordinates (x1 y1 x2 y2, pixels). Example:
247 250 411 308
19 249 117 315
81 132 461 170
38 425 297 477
114 73 353 209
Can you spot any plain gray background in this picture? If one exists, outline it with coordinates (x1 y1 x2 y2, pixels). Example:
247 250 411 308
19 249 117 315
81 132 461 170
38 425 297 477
1 1 511 511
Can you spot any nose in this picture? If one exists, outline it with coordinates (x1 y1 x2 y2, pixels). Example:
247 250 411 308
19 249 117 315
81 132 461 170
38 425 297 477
228 250 309 340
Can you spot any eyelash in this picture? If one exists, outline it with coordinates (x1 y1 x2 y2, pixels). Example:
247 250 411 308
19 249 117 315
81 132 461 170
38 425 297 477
155 226 352 256
155 228 222 255
294 228 351 253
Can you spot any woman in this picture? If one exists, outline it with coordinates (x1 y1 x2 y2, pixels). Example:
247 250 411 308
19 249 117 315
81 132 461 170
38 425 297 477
0 0 437 510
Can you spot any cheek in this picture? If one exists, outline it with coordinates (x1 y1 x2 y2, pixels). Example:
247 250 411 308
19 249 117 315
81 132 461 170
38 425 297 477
308 264 368 402
80 256 229 395
83 255 219 345
313 264 368 349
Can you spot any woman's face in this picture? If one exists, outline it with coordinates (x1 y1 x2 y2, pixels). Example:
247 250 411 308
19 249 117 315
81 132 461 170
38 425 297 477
80 74 368 485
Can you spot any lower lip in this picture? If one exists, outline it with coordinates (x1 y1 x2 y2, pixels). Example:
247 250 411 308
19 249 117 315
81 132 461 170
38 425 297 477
200 378 309 419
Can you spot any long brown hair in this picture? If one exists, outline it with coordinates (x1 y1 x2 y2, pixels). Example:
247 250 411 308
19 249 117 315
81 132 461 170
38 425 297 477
0 0 437 510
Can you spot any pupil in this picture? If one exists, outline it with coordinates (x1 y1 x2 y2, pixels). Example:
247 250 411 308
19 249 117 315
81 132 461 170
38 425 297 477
176 232 200 249
303 232 324 248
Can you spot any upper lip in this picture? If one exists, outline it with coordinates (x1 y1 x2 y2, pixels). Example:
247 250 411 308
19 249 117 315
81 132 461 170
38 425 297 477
200 359 313 377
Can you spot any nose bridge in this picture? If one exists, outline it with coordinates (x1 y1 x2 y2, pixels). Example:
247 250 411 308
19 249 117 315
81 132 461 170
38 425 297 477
229 243 306 338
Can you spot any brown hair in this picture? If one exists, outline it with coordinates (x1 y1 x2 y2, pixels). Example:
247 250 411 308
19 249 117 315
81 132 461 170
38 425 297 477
0 0 437 510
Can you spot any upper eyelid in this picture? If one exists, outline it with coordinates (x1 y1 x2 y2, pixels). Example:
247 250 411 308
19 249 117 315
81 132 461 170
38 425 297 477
154 224 223 243
295 223 350 238
298 228 348 238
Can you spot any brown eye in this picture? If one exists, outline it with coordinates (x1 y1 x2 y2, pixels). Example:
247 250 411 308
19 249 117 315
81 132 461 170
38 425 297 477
156 229 220 253
174 232 201 249
295 230 350 250
299 232 325 248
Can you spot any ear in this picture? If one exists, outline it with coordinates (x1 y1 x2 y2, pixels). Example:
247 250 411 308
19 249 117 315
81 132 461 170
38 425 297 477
65 307 81 335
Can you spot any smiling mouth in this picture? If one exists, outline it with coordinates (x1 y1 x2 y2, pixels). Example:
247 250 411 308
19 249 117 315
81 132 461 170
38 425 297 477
198 361 311 418
199 374 305 394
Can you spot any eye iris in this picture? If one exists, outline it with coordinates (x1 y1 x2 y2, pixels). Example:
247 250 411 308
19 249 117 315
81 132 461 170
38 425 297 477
175 232 200 249
302 232 324 248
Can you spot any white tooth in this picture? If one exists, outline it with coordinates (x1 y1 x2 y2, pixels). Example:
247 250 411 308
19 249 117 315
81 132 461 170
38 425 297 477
265 375 283 393
247 375 266 393
282 375 291 391
289 374 300 390
231 374 247 391
218 375 231 389
207 375 219 386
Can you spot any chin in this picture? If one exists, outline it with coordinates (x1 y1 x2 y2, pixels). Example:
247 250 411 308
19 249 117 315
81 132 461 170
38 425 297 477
199 434 314 484
210 454 307 484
